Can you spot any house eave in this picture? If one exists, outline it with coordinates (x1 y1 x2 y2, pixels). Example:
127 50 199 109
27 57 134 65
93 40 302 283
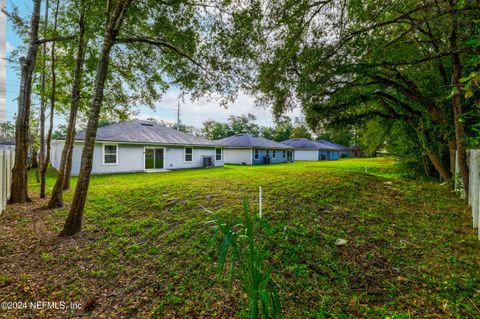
59 139 221 148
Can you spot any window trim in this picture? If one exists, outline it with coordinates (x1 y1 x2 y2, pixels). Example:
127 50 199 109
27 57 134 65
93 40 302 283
184 147 193 162
254 149 259 160
103 143 118 166
215 148 222 161
272 150 276 159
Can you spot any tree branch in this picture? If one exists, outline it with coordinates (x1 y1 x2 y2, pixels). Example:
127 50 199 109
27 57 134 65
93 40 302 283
114 37 204 70
36 35 75 44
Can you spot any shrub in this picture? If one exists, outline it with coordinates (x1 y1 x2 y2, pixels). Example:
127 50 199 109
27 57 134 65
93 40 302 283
206 200 281 319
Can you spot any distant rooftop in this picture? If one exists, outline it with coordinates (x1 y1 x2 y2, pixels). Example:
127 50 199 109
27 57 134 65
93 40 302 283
317 140 348 150
74 120 216 146
0 140 15 145
281 138 347 150
216 133 294 149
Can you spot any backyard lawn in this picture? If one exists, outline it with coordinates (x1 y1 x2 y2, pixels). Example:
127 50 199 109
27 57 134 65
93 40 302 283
1 158 479 318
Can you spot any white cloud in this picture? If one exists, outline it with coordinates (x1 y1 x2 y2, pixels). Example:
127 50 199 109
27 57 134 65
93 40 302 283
135 90 303 128
6 41 13 54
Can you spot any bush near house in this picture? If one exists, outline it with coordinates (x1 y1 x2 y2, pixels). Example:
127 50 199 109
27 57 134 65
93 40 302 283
0 158 478 318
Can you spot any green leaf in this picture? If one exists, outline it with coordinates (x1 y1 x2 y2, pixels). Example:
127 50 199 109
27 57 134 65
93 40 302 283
447 87 459 100
465 89 474 99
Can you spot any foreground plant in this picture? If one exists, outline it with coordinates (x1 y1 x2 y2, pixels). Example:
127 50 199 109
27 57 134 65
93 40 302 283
206 200 281 319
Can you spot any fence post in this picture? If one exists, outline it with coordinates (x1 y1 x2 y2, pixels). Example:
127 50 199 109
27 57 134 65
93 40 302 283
455 149 460 193
474 150 480 240
472 150 480 230
259 186 262 219
6 149 11 200
0 149 5 214
469 150 475 206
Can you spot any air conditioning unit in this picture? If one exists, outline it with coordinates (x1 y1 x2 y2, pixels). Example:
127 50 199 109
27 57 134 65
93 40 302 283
202 156 214 168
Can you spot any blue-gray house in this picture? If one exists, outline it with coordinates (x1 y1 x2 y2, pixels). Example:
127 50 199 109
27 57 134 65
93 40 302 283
281 138 347 161
216 133 294 165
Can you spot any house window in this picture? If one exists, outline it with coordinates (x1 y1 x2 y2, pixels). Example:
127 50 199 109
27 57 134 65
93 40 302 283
254 149 259 160
103 144 118 165
185 147 193 162
272 150 276 159
283 150 286 158
266 149 270 157
216 148 222 161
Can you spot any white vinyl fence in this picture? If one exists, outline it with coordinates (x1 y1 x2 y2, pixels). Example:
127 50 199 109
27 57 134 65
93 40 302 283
466 150 480 238
0 148 14 214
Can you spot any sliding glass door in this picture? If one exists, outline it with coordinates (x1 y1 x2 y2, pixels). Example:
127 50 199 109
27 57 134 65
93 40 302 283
145 147 164 170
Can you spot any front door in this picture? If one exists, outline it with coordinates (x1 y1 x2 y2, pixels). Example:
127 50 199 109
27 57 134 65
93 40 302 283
145 148 164 170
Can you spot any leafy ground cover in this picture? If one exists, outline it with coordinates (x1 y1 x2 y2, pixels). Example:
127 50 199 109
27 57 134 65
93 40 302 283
0 158 479 318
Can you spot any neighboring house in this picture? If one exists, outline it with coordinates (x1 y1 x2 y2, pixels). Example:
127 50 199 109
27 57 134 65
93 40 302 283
317 140 348 160
281 138 347 161
50 121 224 175
0 140 15 150
347 146 364 158
216 133 294 165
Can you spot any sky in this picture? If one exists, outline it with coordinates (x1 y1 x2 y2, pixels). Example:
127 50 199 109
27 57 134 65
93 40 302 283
5 0 302 129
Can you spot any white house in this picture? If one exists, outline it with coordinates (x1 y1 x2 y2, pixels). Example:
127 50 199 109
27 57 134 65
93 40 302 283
50 121 224 175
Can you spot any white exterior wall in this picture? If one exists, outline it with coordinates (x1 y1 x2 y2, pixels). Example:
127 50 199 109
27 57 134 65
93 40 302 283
224 148 252 165
50 140 65 169
164 146 223 169
294 149 318 161
50 141 224 175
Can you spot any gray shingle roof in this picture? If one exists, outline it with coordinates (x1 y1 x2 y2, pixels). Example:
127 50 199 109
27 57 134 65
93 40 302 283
317 140 347 150
281 138 346 150
216 134 294 149
281 138 322 149
75 120 216 146
0 140 15 146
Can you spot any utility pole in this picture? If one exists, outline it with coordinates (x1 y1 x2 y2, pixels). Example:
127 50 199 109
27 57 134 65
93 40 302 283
176 101 181 131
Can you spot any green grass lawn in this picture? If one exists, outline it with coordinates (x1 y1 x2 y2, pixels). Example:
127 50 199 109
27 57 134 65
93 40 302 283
1 158 479 318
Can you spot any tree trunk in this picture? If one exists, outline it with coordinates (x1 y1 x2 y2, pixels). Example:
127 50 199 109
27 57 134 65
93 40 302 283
49 8 86 209
425 148 452 181
449 0 469 194
61 0 131 236
39 0 49 198
31 145 38 168
448 139 456 175
411 123 452 181
10 0 42 204
63 143 73 190
41 0 59 198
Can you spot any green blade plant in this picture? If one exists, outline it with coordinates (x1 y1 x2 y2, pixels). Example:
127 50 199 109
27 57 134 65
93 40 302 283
205 200 281 319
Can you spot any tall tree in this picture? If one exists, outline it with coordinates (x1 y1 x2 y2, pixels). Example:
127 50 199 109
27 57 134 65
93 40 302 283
254 0 479 182
10 0 42 203
228 114 260 135
60 0 257 235
291 117 312 140
39 0 60 198
61 0 133 235
48 1 87 208
271 116 293 141
39 0 48 197
202 120 232 140
43 0 60 196
448 0 469 193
